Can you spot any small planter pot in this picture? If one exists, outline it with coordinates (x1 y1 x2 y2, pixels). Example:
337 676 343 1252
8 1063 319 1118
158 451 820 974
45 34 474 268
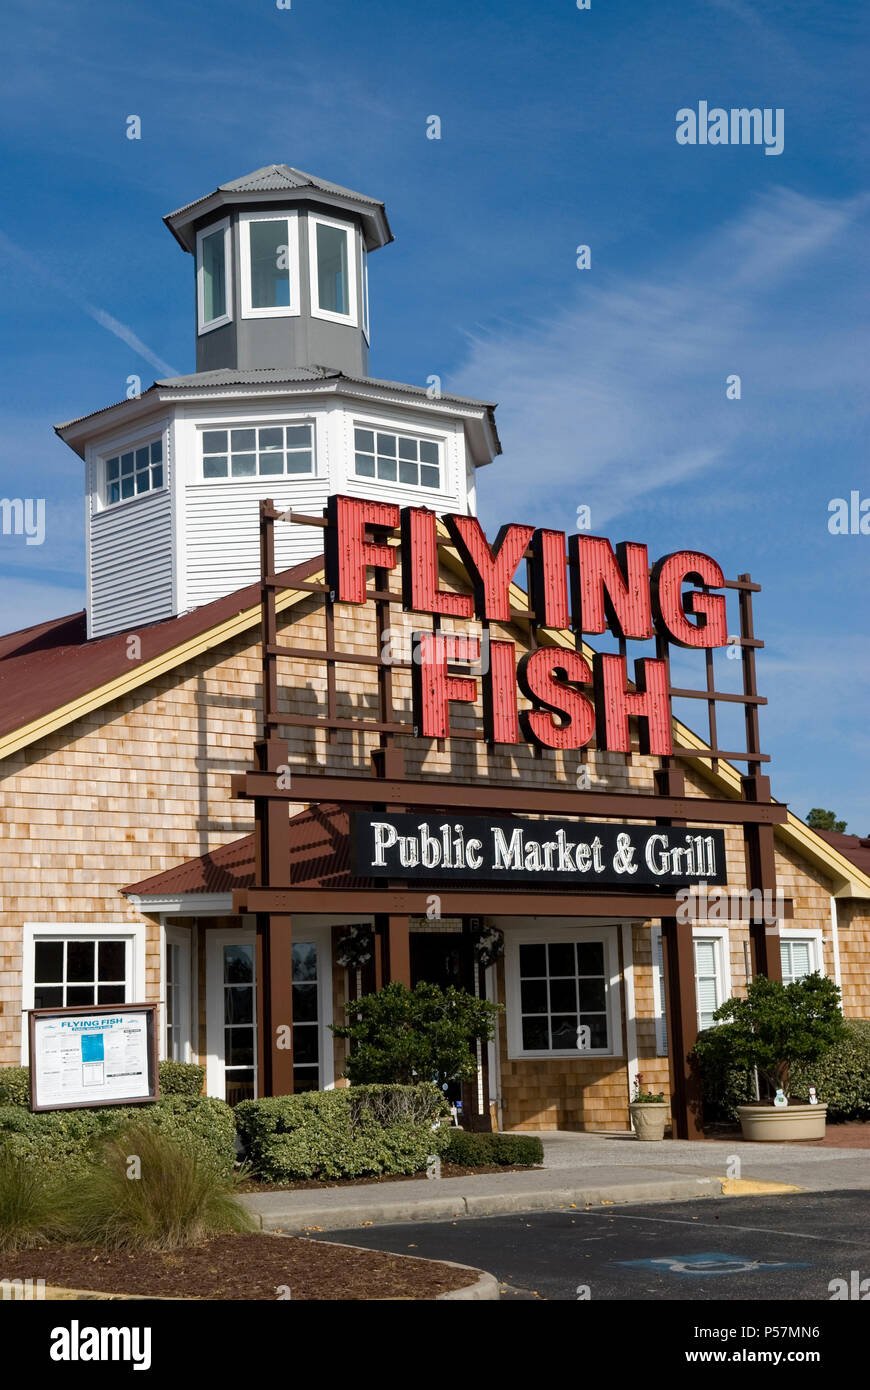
736 1103 827 1142
629 1102 668 1141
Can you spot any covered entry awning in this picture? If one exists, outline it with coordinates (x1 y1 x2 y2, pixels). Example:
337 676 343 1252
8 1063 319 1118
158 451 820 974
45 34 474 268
124 803 693 920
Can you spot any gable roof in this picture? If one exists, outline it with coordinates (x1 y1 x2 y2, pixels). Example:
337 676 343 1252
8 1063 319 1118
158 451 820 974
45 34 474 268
2 540 868 901
815 830 870 879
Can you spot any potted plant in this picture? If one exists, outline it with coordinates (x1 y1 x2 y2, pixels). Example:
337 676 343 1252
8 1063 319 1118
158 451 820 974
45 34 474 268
693 973 846 1141
629 1074 668 1141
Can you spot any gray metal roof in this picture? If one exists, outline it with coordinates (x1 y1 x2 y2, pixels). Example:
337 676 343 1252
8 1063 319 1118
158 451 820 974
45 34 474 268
54 368 499 437
164 164 393 252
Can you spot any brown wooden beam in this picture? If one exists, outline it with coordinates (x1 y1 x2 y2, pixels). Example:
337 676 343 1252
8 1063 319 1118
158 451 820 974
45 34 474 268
237 888 687 917
257 912 294 1098
232 771 788 825
384 915 411 987
661 917 704 1140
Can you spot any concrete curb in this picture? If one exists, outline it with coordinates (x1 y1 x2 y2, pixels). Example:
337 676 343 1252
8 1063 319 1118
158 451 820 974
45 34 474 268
244 1175 722 1232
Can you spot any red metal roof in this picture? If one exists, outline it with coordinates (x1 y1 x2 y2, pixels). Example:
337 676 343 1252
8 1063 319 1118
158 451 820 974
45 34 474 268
125 804 360 897
0 556 321 745
814 829 870 879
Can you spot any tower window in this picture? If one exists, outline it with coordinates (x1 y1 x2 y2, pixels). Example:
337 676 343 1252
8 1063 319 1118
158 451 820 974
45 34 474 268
309 215 357 325
240 212 300 318
104 438 164 505
196 218 232 334
354 426 441 489
201 423 314 479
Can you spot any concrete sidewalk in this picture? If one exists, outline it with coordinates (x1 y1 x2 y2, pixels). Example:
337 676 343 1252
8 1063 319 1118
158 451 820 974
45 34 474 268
237 1129 869 1233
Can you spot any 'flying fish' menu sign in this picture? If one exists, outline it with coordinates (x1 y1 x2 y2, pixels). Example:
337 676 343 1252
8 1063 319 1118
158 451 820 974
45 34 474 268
324 495 733 757
351 814 727 888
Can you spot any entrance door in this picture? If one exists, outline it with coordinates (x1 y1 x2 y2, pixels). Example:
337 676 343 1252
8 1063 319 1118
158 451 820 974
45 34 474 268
206 926 333 1102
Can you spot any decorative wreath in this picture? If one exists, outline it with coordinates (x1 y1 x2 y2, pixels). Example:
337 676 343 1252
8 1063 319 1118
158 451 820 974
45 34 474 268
472 925 505 970
336 925 374 970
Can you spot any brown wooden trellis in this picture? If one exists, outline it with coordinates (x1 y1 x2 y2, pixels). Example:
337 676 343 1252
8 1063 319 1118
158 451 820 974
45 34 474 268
233 499 786 1138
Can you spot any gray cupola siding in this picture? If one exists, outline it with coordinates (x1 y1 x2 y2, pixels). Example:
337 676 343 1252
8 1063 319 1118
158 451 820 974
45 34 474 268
164 165 394 378
55 166 500 640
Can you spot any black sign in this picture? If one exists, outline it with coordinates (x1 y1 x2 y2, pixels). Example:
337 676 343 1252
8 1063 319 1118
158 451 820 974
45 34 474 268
351 813 727 888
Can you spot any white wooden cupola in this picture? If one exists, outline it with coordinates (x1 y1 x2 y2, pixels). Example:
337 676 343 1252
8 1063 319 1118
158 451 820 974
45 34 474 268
55 165 501 639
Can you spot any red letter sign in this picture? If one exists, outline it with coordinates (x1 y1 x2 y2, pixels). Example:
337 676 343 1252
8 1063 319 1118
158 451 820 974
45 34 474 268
412 631 477 739
400 507 474 618
517 648 595 750
529 529 571 629
445 516 535 621
569 536 654 639
483 639 520 745
326 495 399 603
593 654 672 755
651 551 728 648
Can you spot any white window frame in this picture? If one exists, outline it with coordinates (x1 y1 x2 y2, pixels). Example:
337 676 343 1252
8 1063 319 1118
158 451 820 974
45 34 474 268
289 922 335 1093
652 928 668 1055
308 213 358 327
197 418 317 481
196 217 232 335
162 923 193 1063
352 420 444 493
692 927 732 1033
100 434 166 509
501 920 623 1060
239 209 301 320
20 922 147 1064
778 928 824 985
362 252 370 342
206 927 258 1103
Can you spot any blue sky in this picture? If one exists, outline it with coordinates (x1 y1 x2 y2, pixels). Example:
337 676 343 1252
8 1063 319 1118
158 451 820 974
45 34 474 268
0 0 867 830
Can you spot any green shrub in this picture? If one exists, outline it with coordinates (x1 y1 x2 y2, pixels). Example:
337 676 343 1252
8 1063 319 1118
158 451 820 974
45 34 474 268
64 1124 254 1251
331 981 502 1086
790 1019 870 1120
0 1096 236 1178
157 1062 205 1096
0 1061 205 1107
236 1083 449 1182
694 1030 757 1122
692 973 846 1102
441 1129 543 1168
0 1141 66 1252
0 1068 30 1108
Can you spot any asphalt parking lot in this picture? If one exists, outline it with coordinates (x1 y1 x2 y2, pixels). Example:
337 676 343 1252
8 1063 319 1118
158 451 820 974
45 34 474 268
315 1189 870 1300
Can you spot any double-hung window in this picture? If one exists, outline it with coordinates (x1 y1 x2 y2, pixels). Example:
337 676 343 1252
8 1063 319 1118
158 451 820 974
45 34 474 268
104 438 164 505
33 938 129 1009
201 423 314 478
309 215 357 325
354 426 441 489
780 936 820 984
240 211 300 317
196 218 232 333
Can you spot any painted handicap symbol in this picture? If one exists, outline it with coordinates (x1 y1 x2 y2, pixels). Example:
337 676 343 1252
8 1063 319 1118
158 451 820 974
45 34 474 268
618 1251 809 1276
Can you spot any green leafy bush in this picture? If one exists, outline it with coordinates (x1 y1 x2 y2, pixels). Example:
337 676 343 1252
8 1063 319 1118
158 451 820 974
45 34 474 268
0 1096 236 1178
331 981 502 1086
235 1084 449 1182
692 973 846 1102
693 1035 756 1122
441 1129 543 1168
790 1019 870 1120
157 1062 205 1096
63 1124 253 1251
0 1061 205 1107
0 1068 30 1108
0 1141 66 1252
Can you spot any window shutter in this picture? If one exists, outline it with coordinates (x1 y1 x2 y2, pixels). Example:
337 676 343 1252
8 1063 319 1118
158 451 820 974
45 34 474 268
653 931 668 1055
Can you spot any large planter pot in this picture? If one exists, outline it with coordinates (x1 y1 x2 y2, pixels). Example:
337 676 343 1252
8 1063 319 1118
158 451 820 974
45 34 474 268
629 1102 668 1141
736 1103 827 1142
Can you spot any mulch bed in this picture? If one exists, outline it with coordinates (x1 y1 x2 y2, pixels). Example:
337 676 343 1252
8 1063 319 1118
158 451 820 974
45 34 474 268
0 1233 474 1301
237 1161 534 1192
706 1120 870 1149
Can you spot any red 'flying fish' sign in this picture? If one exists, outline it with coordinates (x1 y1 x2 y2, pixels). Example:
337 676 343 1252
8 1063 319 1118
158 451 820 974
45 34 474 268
324 496 731 756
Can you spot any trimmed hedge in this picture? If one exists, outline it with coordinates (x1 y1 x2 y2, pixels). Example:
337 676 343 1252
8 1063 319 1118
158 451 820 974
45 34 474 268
441 1129 543 1168
0 1096 236 1178
791 1019 870 1121
235 1083 449 1182
697 1018 870 1123
0 1062 204 1107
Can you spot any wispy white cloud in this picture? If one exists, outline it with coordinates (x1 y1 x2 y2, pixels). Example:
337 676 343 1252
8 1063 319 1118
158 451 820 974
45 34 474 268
0 229 179 377
454 187 869 534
